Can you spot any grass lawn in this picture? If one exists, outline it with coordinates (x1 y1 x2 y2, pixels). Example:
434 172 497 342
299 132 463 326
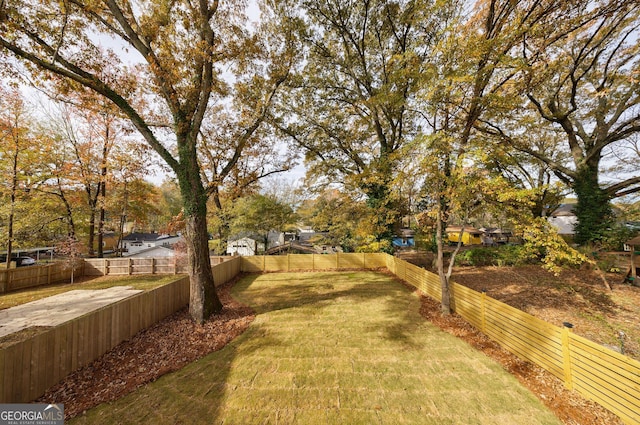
0 274 180 310
70 271 561 424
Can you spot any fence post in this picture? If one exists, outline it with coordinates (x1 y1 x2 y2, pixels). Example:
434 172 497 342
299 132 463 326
103 259 108 276
287 254 290 272
336 252 340 269
152 258 156 274
481 290 487 333
561 322 574 390
128 258 133 275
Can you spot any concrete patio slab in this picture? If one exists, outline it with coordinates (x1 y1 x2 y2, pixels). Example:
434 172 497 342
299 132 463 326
0 286 143 338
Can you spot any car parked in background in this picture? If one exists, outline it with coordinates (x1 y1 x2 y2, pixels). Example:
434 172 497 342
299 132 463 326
0 255 36 267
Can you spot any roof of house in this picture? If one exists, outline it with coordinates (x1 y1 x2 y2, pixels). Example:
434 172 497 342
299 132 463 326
395 228 415 238
122 232 181 242
549 204 576 217
123 245 176 257
446 226 482 235
626 235 640 246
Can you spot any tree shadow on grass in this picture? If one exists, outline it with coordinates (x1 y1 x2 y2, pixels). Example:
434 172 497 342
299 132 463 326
231 271 428 349
70 271 433 424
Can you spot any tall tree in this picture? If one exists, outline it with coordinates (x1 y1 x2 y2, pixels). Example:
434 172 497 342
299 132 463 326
0 86 32 267
49 100 125 257
229 193 297 249
276 0 448 246
481 0 640 244
199 0 301 243
0 0 266 322
416 0 586 314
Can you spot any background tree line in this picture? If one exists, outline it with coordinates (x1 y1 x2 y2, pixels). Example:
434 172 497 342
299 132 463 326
1 0 639 320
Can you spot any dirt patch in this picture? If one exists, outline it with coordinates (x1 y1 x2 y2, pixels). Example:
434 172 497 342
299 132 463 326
451 265 640 360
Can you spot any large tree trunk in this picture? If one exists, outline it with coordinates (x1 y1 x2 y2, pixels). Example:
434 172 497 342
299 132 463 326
184 210 222 323
435 209 451 315
177 152 223 324
573 164 613 245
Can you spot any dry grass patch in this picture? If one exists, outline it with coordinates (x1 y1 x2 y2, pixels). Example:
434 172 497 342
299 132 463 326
70 271 562 424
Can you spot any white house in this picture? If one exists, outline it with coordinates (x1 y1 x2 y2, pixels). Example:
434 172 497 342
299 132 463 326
121 232 184 256
547 204 578 236
227 234 265 256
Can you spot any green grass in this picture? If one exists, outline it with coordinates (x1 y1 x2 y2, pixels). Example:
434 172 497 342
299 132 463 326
0 274 180 310
70 271 561 424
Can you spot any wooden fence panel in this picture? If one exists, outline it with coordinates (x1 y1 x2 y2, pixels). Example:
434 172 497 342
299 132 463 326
0 263 80 293
338 253 365 269
212 257 241 285
483 297 565 379
404 263 425 290
450 283 484 330
288 254 311 270
155 258 177 274
391 258 640 423
83 259 105 276
263 256 286 271
312 254 338 270
363 253 388 269
131 258 154 274
240 256 264 273
0 275 193 403
568 333 640 425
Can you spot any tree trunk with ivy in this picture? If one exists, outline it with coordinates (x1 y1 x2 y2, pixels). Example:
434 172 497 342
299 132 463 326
572 164 613 246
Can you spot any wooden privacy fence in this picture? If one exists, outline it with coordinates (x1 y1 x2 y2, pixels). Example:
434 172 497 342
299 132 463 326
385 255 640 425
240 252 388 273
0 257 242 403
84 256 230 277
0 262 84 294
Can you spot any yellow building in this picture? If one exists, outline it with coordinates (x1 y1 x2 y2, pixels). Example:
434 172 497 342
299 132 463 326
446 226 483 246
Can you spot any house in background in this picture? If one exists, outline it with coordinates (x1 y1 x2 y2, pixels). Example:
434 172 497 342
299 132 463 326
446 226 483 245
124 245 177 258
227 233 265 256
267 230 297 250
393 228 415 249
547 204 578 237
120 232 183 256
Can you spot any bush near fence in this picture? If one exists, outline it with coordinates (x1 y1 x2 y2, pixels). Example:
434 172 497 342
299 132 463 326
0 253 638 424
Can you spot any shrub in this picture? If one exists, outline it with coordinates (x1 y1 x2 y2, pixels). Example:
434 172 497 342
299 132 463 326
455 245 533 267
